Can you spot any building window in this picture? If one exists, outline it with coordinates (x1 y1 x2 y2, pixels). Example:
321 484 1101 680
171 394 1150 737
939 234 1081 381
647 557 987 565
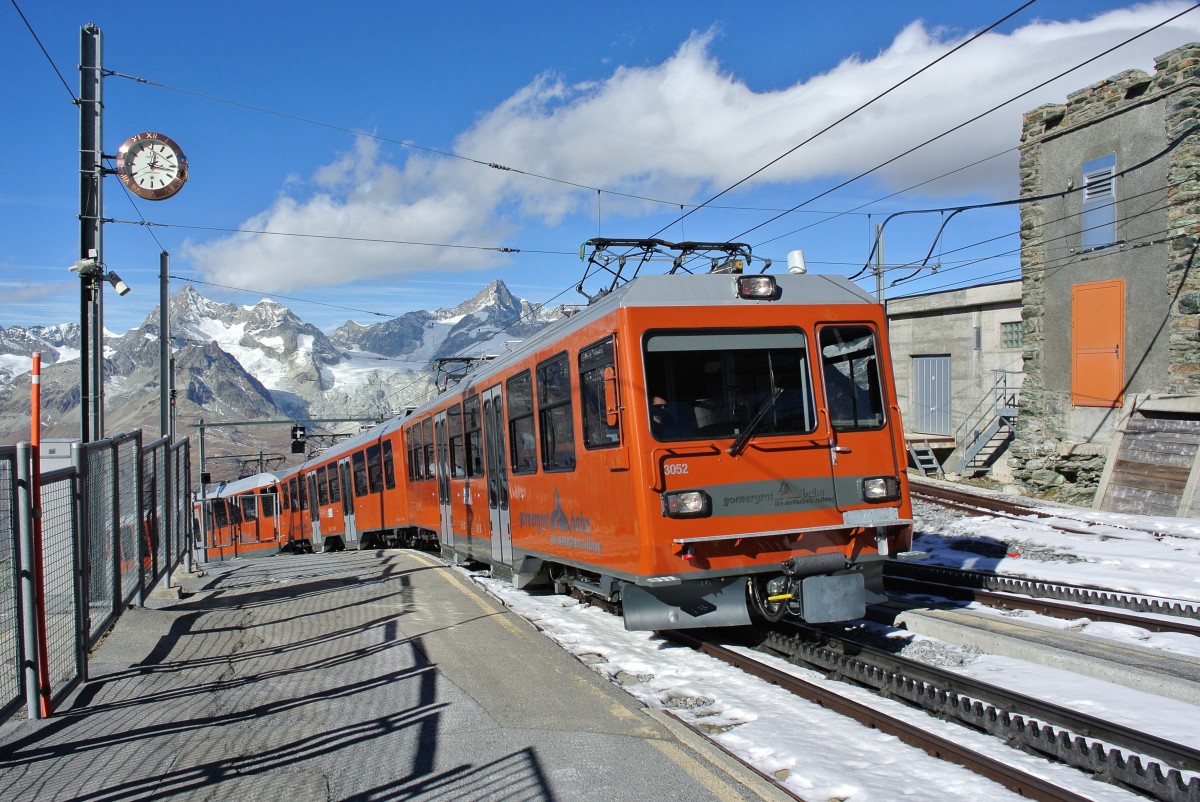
1000 321 1022 349
1081 153 1116 250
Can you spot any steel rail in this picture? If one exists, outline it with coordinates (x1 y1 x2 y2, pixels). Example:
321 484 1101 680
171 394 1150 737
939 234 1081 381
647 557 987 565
884 561 1200 633
756 624 1200 802
663 629 1098 802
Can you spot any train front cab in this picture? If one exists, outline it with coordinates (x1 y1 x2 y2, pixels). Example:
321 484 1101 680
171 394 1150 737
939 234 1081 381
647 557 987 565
618 276 913 630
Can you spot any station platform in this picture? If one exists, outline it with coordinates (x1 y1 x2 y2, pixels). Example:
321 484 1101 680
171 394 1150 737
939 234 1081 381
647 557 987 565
0 550 789 801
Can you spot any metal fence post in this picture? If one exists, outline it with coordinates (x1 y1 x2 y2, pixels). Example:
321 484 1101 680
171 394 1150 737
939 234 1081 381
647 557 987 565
109 441 120 619
15 443 41 719
72 442 91 682
161 441 174 590
182 440 194 573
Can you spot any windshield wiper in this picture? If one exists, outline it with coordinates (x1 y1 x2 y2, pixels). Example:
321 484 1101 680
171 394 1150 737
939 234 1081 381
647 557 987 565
728 387 783 457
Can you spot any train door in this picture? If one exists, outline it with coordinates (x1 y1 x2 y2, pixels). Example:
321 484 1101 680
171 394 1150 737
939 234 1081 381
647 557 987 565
339 458 357 543
818 324 903 517
307 473 324 551
481 384 512 565
434 411 453 550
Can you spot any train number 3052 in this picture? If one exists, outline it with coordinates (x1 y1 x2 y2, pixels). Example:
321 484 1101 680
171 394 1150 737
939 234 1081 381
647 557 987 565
664 463 690 476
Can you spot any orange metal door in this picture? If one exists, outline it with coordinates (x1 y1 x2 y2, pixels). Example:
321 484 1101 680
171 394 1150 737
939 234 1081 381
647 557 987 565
1072 279 1125 407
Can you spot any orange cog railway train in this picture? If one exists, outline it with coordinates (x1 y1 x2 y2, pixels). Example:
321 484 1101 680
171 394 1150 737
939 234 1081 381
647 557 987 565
196 240 913 630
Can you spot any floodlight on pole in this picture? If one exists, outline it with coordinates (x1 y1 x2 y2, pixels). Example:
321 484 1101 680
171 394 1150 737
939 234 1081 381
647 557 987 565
106 271 130 296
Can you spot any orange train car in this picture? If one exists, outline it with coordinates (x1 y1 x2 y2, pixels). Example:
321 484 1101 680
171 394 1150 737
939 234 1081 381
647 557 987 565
194 472 290 559
289 418 409 552
217 240 913 630
396 266 913 629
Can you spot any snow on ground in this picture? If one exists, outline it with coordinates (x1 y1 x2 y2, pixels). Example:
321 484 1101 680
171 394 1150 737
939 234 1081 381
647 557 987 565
466 501 1200 801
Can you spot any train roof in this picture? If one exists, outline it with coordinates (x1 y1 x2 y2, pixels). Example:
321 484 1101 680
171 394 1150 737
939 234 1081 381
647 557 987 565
202 471 283 499
296 415 407 469
443 271 879 393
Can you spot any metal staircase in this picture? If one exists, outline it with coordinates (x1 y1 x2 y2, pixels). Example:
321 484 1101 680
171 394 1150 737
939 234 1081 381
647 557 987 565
907 441 944 478
951 371 1020 475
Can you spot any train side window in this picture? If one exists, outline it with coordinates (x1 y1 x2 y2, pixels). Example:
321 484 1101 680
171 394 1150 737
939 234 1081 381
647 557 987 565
298 475 309 511
261 491 277 518
382 440 396 490
213 499 229 528
464 394 484 477
507 370 537 474
407 425 421 481
819 326 885 431
289 478 299 510
317 466 331 506
367 444 383 493
538 352 576 471
580 336 620 449
447 404 466 478
353 451 369 497
421 418 435 480
243 495 258 523
328 466 342 504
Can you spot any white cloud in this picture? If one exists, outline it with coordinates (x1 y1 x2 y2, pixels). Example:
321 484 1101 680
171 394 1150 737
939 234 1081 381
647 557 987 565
184 2 1200 292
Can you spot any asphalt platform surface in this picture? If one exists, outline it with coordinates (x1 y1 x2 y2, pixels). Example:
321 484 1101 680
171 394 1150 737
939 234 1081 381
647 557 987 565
0 549 791 801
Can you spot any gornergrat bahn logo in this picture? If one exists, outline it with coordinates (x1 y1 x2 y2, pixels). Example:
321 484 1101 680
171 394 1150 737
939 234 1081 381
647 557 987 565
519 489 599 553
719 480 832 512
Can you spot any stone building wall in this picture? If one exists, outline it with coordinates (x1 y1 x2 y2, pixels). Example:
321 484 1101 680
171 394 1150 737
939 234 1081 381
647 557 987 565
1010 44 1200 504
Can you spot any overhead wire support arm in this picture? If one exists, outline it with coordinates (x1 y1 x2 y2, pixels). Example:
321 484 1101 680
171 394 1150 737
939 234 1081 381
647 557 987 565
889 208 962 286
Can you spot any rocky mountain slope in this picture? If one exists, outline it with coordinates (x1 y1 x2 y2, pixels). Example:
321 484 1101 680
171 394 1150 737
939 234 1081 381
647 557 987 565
0 280 556 480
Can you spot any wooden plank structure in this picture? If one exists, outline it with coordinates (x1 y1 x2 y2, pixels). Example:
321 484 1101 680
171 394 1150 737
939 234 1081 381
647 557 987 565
1094 396 1200 517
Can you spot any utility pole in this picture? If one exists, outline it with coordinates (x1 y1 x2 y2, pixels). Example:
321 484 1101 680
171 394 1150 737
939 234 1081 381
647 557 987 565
160 251 170 439
874 223 885 302
79 23 104 442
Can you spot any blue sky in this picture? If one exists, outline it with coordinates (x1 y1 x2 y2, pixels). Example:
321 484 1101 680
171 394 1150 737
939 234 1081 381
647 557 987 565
4 1 1200 334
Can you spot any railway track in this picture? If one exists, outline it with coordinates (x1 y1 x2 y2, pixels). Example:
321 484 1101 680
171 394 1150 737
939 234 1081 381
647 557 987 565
663 625 1200 802
908 478 1188 541
884 560 1200 637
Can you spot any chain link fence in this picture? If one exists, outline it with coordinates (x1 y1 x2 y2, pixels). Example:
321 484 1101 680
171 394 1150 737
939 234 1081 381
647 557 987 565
0 432 192 721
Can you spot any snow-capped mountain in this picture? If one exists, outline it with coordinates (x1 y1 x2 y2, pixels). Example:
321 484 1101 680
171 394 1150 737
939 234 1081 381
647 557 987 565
0 280 559 475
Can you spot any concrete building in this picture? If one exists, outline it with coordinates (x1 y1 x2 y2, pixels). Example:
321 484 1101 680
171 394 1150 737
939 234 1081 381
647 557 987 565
886 281 1023 480
1012 43 1200 513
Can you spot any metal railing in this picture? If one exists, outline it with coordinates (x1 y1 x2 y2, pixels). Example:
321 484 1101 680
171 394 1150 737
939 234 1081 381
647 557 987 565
954 371 1021 449
952 370 1021 473
1 431 192 721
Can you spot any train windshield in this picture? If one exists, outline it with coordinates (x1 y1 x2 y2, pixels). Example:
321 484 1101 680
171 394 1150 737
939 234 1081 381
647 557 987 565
644 329 816 442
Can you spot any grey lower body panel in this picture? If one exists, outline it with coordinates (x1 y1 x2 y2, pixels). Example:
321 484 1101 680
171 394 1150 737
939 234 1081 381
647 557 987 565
621 576 752 631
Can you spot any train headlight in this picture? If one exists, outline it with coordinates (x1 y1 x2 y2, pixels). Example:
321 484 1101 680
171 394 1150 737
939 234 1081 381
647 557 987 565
662 489 711 518
861 476 901 503
736 275 777 300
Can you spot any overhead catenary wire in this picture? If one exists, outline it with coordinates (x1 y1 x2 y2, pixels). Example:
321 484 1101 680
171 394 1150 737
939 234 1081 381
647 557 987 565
643 1 1039 242
737 1 1200 253
14 1 1196 375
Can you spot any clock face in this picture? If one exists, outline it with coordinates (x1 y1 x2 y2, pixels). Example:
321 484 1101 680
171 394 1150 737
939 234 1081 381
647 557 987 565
116 132 188 200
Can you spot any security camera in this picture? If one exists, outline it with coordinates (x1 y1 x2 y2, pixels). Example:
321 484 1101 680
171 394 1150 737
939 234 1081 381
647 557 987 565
106 271 131 296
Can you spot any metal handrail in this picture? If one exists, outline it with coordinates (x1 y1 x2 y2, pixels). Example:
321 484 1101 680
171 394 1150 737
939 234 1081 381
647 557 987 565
954 370 1021 448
